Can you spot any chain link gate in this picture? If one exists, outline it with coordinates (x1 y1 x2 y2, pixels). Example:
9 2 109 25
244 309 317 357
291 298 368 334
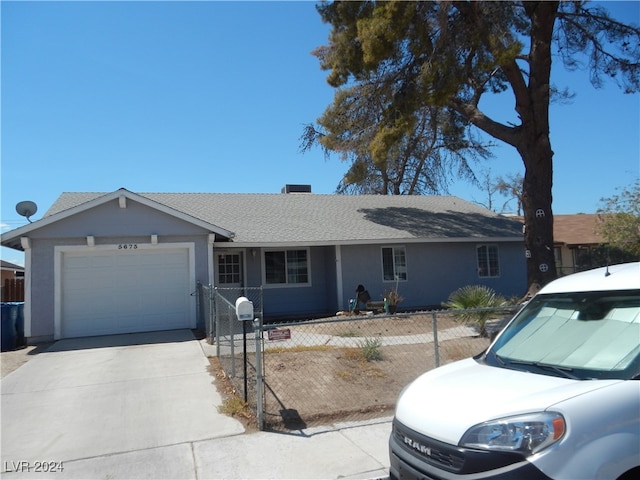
198 284 265 426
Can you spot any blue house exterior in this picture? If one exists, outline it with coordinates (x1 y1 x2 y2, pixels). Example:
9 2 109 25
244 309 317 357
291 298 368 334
1 187 525 342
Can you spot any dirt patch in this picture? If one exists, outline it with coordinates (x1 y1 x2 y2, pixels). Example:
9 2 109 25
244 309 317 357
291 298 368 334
289 312 458 337
260 337 489 429
212 312 493 431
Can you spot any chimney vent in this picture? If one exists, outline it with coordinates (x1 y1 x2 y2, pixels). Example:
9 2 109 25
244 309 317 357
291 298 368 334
281 184 312 194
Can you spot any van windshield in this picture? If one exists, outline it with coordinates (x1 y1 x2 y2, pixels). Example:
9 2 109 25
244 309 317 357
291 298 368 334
486 290 640 380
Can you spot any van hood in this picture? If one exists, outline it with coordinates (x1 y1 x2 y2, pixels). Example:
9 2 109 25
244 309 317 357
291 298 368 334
394 358 620 445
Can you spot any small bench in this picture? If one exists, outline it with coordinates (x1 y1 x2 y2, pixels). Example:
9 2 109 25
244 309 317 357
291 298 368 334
365 301 386 312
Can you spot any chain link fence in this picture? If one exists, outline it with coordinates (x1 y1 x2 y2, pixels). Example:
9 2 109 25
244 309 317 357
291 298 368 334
197 283 263 340
198 284 263 419
200 288 521 431
258 306 520 431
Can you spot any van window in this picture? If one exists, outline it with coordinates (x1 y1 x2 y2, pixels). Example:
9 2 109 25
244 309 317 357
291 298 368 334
486 290 640 380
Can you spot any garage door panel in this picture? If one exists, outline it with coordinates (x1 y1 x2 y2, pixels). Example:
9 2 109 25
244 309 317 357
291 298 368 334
61 247 192 338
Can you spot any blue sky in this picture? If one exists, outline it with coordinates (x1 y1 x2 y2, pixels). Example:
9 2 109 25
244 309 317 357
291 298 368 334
2 1 639 266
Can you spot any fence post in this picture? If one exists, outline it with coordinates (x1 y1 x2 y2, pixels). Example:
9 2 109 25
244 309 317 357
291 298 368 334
229 303 236 378
254 317 264 431
208 286 213 344
195 281 201 336
214 288 221 353
432 311 440 368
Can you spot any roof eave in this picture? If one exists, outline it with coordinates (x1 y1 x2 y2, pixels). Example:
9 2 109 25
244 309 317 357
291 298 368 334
1 188 235 250
215 236 524 248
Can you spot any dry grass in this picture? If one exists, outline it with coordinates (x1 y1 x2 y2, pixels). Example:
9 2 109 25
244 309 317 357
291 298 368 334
208 356 257 430
218 395 251 417
264 344 333 354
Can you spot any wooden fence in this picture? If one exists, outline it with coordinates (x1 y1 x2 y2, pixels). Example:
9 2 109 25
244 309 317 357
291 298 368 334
2 278 24 302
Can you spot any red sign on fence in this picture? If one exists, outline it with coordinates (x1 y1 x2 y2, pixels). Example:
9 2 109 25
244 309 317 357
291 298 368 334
267 328 291 341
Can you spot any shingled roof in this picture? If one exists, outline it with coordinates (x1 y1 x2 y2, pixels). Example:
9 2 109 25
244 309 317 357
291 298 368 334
42 190 523 245
553 214 605 246
1 260 24 272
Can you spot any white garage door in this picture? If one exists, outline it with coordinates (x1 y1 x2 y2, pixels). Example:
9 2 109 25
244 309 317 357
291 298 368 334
60 246 193 339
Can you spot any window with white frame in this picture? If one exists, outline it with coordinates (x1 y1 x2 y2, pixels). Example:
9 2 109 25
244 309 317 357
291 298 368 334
217 253 241 284
264 249 309 285
477 244 500 277
382 246 407 281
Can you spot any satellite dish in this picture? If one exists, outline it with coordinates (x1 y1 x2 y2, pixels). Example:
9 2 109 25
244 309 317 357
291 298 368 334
16 201 38 223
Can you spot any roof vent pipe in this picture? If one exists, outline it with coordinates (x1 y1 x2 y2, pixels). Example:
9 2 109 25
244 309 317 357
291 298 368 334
281 184 312 194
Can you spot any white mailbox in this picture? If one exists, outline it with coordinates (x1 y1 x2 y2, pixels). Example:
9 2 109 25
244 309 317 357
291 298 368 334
235 296 254 321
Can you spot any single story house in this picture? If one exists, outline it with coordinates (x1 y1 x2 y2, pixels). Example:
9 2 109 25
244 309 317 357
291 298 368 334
1 259 25 302
1 187 526 342
552 214 606 276
1 259 24 283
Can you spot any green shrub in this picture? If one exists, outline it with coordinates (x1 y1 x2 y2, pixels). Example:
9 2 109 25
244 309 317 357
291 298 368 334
357 337 383 361
443 285 506 337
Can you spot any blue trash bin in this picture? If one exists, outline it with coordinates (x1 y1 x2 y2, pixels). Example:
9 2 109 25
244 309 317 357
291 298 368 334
1 303 18 351
15 303 25 346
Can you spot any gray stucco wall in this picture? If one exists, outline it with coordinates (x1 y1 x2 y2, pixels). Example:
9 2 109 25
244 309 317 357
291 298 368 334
223 242 525 321
340 241 526 311
24 199 215 340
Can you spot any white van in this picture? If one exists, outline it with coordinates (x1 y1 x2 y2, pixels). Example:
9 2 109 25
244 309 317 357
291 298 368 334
390 262 640 480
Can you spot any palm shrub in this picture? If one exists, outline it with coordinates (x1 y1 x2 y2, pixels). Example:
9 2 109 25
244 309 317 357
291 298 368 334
443 285 506 337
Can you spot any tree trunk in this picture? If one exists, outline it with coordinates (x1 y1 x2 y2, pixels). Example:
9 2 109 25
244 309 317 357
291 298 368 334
520 146 557 291
518 1 559 290
467 1 560 291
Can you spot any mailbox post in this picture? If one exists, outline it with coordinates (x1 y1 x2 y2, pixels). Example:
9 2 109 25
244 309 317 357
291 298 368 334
234 295 264 429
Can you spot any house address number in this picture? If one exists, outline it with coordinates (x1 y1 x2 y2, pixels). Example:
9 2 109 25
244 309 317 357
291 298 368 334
117 244 138 250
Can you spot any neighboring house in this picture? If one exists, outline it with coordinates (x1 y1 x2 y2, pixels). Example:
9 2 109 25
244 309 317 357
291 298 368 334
0 187 525 342
553 214 607 276
1 259 25 302
1 259 24 283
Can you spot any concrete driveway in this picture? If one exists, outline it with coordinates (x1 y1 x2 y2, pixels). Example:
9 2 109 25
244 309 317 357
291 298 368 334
1 330 245 477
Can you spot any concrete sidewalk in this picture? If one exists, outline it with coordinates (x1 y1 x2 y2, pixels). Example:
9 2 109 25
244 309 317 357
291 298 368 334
1 330 392 479
1 417 392 479
193 417 392 480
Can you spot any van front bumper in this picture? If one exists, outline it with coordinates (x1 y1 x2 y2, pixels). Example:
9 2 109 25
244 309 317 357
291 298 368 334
389 420 553 480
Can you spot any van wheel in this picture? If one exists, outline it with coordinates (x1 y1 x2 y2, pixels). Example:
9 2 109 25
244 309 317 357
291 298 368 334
617 467 640 480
